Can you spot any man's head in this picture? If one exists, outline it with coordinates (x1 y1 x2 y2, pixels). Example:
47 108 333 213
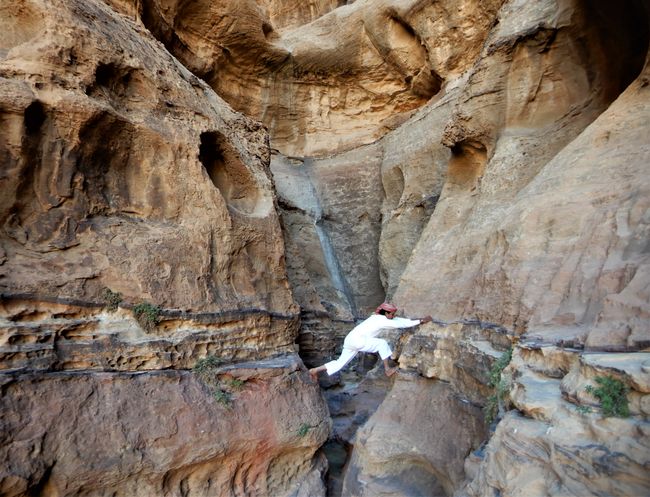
375 302 398 318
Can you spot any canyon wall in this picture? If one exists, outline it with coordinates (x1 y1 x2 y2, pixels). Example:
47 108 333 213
0 0 325 495
1 0 649 496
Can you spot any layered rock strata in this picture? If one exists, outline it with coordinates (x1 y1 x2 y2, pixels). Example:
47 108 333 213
361 0 650 494
2 0 650 496
0 0 326 495
0 356 330 497
0 298 297 373
459 347 650 497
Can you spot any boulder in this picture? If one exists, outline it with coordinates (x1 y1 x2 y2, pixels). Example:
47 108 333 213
0 356 330 497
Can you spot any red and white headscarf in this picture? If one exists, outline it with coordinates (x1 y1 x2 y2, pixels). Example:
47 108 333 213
375 302 398 314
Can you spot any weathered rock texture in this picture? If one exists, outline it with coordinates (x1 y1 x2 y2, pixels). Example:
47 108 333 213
0 0 326 496
457 348 650 497
0 298 297 373
396 0 650 346
388 0 650 494
122 0 502 157
2 0 650 496
343 375 486 497
0 356 330 497
0 0 294 315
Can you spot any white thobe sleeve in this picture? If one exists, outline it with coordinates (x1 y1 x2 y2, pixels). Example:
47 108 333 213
381 317 421 329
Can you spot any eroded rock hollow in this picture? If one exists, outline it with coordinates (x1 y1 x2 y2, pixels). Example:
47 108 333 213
1 0 649 496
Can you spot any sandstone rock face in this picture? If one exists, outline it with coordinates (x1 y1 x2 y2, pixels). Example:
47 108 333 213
398 321 509 405
0 298 298 373
0 1 327 496
0 0 294 315
343 375 486 497
0 356 330 497
395 0 650 348
457 347 650 497
316 0 648 494
128 0 502 157
3 0 650 497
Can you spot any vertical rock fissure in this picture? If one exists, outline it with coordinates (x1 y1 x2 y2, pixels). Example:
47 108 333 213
303 157 358 318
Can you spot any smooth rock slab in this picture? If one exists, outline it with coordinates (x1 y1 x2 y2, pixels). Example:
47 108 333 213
342 374 486 497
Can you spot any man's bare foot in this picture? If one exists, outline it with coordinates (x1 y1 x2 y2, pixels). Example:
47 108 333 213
385 366 397 377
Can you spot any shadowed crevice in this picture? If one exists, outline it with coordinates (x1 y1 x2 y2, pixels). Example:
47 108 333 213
447 140 487 190
198 131 262 215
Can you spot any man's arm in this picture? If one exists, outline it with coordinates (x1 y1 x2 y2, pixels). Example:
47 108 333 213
386 315 432 328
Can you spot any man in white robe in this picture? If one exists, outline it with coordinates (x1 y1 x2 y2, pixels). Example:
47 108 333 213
309 302 432 380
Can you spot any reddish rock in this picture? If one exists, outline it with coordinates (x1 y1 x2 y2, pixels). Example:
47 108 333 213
0 356 330 497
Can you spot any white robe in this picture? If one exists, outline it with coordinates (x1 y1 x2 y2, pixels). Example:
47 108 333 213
324 314 421 375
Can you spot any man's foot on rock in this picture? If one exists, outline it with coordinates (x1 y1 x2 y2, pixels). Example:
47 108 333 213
385 366 397 377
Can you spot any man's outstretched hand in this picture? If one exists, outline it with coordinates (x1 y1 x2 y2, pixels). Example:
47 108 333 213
420 315 433 324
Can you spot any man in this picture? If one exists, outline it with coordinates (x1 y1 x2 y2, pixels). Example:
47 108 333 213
309 302 432 380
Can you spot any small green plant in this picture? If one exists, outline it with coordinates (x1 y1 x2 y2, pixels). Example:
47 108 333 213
193 355 222 381
576 405 592 415
228 378 245 390
585 375 630 418
192 356 240 408
484 347 513 425
484 394 498 424
133 302 161 331
297 423 311 437
213 388 232 408
102 288 122 312
488 347 513 389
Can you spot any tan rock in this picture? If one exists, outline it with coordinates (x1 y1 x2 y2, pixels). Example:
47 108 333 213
460 409 650 497
461 345 650 497
0 298 298 373
378 83 460 297
342 375 486 497
3 2 650 497
397 321 513 405
0 0 295 316
271 144 387 325
395 0 650 353
560 352 650 417
123 0 502 156
0 3 331 496
0 356 330 497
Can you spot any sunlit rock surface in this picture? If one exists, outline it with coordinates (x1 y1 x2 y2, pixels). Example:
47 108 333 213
456 348 650 497
0 0 294 315
2 0 649 496
0 0 323 495
395 0 650 347
119 0 502 157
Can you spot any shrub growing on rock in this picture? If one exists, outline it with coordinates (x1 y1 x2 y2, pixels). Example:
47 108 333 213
485 347 513 425
133 302 161 331
193 356 246 409
102 288 122 311
585 375 630 418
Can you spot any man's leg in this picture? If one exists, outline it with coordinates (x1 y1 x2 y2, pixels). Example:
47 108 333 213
309 347 358 381
382 357 397 377
360 338 397 376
